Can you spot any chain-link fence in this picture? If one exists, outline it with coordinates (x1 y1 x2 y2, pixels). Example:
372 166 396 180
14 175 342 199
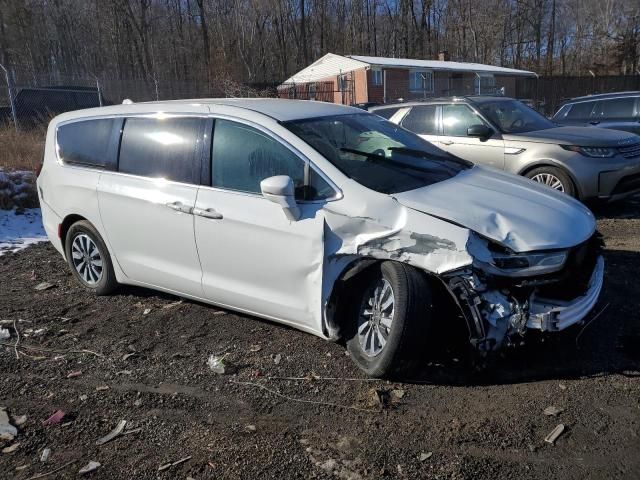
0 65 279 130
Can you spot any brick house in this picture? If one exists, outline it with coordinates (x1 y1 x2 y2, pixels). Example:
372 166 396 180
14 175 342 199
277 52 536 105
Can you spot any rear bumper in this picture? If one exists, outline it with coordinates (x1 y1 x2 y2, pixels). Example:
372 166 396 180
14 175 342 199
527 256 604 332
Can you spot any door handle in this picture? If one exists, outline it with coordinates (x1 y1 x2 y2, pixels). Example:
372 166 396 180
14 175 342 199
193 207 223 220
440 140 454 146
166 201 193 214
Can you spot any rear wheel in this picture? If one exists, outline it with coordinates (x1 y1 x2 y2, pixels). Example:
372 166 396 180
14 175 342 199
525 166 576 198
65 220 118 295
345 261 432 378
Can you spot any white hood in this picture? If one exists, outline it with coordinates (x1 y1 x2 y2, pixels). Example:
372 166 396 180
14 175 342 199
392 166 596 252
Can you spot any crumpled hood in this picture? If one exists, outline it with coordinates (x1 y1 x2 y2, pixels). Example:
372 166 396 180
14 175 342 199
392 166 596 252
503 126 638 147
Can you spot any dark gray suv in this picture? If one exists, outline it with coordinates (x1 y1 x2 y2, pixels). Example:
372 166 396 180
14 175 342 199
552 92 640 135
372 96 640 202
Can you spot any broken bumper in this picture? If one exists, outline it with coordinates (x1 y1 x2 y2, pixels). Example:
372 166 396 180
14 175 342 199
526 256 604 332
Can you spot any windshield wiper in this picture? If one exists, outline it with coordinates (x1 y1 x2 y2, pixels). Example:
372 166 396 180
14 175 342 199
387 147 472 168
340 147 454 176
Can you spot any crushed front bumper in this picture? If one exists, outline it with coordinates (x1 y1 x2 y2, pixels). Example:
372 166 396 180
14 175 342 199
526 256 604 332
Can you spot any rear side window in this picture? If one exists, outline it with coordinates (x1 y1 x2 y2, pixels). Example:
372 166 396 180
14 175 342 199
401 105 438 135
564 101 596 120
373 107 401 120
57 118 121 169
596 98 635 118
118 117 205 184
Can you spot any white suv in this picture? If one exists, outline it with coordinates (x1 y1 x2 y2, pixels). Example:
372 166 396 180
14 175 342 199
38 99 604 377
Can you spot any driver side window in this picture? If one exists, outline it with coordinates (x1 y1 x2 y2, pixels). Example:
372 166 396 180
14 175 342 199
211 119 333 201
442 104 487 137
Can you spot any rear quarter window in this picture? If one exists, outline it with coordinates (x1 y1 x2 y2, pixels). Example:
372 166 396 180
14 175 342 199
373 107 401 120
56 118 121 169
118 117 205 184
596 98 636 118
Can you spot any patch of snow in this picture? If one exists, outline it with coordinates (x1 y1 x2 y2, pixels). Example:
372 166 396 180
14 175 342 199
0 208 48 255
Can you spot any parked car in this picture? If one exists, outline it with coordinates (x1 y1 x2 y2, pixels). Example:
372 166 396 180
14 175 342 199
552 92 640 135
0 86 107 128
350 102 381 111
371 96 640 202
39 99 603 377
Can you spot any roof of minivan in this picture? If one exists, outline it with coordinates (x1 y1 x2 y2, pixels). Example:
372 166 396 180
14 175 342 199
143 98 363 121
370 95 514 110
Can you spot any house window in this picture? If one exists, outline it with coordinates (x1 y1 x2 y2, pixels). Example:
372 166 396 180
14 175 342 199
409 70 434 94
474 74 496 94
371 68 383 86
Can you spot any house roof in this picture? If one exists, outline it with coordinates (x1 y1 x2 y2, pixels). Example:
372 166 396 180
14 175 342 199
280 53 536 85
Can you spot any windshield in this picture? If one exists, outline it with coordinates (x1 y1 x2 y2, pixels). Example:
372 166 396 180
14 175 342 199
475 100 555 133
283 113 470 194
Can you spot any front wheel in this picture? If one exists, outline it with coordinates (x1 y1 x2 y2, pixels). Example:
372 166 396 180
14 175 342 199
525 166 576 198
65 220 118 295
345 261 432 378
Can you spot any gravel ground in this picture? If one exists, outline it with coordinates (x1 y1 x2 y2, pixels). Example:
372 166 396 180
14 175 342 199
1 195 639 479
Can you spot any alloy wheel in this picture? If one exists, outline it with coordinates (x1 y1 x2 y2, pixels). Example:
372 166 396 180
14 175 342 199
71 234 103 285
358 278 395 357
531 172 565 191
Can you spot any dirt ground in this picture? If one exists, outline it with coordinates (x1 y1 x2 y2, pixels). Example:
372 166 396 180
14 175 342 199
1 195 639 480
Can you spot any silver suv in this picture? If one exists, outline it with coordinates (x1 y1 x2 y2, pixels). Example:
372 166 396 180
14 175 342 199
372 96 640 201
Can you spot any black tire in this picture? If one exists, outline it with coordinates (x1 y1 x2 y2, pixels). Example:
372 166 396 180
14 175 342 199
345 261 432 378
65 220 118 295
525 166 576 198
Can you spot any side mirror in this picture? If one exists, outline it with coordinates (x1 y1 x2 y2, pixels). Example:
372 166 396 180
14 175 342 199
467 124 493 138
260 175 301 221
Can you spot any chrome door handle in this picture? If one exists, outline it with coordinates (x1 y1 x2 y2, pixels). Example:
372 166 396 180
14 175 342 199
166 201 193 214
193 207 223 220
440 140 454 146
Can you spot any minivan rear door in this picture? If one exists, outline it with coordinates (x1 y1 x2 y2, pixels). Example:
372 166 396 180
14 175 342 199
97 114 208 297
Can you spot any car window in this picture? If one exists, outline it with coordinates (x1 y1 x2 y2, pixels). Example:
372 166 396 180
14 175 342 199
373 107 401 120
442 104 488 136
564 101 596 120
284 113 470 195
595 98 635 118
118 117 204 184
401 105 438 135
211 119 332 201
476 99 554 133
57 118 121 169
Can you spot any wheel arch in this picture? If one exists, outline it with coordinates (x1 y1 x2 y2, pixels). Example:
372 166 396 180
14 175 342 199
518 161 583 199
60 214 89 259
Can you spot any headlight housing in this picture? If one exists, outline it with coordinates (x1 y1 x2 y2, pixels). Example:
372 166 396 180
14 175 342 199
488 250 568 277
561 145 616 158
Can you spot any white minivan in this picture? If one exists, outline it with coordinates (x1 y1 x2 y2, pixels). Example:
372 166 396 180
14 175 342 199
38 99 604 377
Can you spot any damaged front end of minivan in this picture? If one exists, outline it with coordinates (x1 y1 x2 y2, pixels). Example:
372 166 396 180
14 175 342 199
445 232 604 352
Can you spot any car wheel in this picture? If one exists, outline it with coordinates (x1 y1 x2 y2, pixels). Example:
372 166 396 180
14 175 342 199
345 261 432 378
65 220 118 295
525 166 576 197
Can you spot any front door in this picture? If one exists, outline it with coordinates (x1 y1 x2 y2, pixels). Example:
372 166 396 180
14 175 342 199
194 118 328 330
98 115 207 297
438 103 505 169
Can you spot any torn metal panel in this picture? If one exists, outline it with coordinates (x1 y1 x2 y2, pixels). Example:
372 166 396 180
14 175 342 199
392 166 596 252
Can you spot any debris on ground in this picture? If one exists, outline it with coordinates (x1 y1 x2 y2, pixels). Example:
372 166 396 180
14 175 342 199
34 282 55 291
96 419 127 446
66 370 82 378
79 460 101 475
543 406 564 416
96 386 109 392
207 354 235 374
0 409 18 438
80 395 88 401
418 451 433 462
0 327 10 339
142 308 151 315
544 424 565 444
2 442 20 453
122 352 138 361
40 447 51 462
367 388 391 408
273 353 282 365
12 414 26 427
249 344 262 352
158 456 191 471
245 424 257 432
43 410 65 426
390 389 406 400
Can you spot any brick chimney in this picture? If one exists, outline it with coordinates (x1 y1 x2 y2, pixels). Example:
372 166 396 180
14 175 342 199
438 50 450 62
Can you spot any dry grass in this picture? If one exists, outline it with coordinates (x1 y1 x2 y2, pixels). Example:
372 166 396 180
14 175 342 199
0 123 46 172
